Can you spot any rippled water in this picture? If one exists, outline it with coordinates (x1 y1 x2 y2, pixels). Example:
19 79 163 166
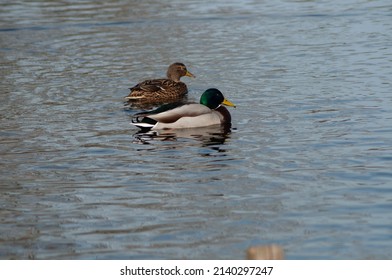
1 0 391 259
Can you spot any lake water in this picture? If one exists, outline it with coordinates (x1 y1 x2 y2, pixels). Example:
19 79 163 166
1 0 391 259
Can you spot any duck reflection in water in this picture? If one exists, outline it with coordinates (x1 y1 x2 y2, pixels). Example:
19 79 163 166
132 124 232 146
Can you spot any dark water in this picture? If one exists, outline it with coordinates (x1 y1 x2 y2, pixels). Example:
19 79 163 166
1 0 391 259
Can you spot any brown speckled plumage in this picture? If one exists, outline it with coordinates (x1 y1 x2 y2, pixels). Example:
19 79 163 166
125 62 194 104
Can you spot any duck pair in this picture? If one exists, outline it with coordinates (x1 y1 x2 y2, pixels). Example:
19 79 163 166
126 62 235 130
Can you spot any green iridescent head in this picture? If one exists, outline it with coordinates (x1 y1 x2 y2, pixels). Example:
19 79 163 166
199 88 236 109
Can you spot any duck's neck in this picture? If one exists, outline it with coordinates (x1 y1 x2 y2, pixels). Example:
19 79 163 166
216 105 231 123
167 72 181 82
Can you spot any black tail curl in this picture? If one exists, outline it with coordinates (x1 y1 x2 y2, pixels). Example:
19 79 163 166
131 116 157 126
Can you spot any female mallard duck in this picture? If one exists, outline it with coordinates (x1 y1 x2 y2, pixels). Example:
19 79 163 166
125 62 195 104
131 88 235 130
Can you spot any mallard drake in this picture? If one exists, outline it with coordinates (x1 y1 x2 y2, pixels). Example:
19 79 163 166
125 62 195 104
131 88 235 130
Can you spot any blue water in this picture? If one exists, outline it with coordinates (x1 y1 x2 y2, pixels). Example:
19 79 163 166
0 0 391 259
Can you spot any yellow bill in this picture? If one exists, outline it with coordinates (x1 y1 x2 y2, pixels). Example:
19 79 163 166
222 98 236 108
185 70 195 78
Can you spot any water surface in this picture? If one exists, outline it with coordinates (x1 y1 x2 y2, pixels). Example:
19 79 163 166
1 0 392 259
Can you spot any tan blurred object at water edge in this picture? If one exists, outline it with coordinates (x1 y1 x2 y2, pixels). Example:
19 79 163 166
246 244 284 260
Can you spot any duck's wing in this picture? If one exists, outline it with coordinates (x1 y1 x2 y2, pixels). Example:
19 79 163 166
148 104 211 123
131 103 211 128
128 79 177 95
153 111 224 130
